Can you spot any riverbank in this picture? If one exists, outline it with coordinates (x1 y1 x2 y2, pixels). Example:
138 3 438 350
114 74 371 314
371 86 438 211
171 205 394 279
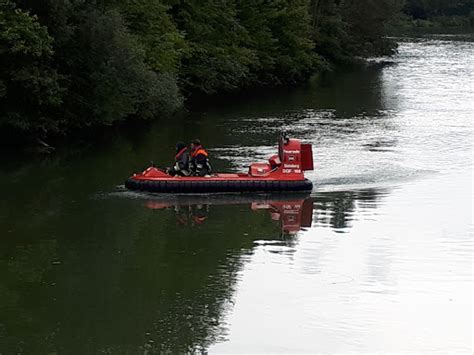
388 16 473 35
0 64 364 154
3 0 471 151
396 0 473 35
1 0 403 149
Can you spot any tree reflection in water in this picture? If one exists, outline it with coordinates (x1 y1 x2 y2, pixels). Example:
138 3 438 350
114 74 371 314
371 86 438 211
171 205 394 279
313 188 387 231
0 189 387 353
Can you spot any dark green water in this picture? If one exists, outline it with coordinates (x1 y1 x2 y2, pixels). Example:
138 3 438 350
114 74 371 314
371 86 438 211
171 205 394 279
1 37 473 353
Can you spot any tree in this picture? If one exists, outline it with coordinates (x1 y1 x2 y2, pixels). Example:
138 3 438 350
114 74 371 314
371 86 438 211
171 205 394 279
311 0 404 62
61 8 182 127
170 0 253 95
1 0 409 144
267 0 318 84
404 0 473 19
171 0 318 95
341 0 404 56
8 1 183 131
0 0 62 136
113 0 185 73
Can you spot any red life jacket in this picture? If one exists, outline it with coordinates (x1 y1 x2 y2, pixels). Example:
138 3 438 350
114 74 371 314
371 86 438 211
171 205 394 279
175 147 188 160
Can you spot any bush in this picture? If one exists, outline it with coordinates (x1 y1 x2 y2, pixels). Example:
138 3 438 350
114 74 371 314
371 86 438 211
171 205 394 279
0 0 62 135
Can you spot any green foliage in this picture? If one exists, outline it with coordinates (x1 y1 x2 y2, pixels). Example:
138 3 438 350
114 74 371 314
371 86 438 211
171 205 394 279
311 0 404 62
311 0 351 63
341 0 404 56
64 8 182 127
5 1 184 134
171 0 319 95
171 0 254 94
115 0 185 73
2 0 411 141
400 0 473 30
0 0 62 134
263 0 319 84
237 0 320 85
404 0 473 19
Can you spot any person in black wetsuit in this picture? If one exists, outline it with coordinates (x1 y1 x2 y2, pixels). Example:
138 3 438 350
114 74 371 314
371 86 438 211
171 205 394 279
190 139 212 176
168 141 191 176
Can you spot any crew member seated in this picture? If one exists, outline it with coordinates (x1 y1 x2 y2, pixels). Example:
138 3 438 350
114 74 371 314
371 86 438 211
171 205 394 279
190 139 212 177
168 141 191 176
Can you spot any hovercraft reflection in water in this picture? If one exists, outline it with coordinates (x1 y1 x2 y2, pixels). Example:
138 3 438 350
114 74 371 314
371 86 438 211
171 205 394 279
125 137 314 193
145 194 314 235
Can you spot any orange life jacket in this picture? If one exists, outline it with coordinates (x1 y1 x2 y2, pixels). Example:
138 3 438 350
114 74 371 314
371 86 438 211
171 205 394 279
193 215 207 224
191 145 208 158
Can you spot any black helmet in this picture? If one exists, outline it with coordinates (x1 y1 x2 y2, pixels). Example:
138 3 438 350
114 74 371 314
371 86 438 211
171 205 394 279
191 138 201 146
176 141 186 152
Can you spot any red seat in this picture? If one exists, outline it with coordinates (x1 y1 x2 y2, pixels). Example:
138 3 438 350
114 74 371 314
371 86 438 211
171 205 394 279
249 163 272 177
268 155 281 169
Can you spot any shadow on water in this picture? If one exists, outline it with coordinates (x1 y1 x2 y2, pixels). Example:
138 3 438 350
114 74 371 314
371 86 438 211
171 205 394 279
0 186 388 353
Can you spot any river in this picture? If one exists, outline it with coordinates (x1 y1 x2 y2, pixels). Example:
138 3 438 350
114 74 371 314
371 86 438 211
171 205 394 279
0 36 472 353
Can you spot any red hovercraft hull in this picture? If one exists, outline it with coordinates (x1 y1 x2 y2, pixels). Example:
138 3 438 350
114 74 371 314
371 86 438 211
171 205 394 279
125 137 314 193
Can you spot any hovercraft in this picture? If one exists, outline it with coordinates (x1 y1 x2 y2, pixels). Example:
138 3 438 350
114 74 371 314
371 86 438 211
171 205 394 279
125 137 314 193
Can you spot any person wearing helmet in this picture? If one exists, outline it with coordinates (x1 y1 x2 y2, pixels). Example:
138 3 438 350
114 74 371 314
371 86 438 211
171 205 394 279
168 141 191 176
190 139 212 177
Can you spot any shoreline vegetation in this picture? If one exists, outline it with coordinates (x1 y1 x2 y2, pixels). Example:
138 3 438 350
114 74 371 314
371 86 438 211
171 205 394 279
390 1 473 35
0 0 472 150
393 16 473 33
